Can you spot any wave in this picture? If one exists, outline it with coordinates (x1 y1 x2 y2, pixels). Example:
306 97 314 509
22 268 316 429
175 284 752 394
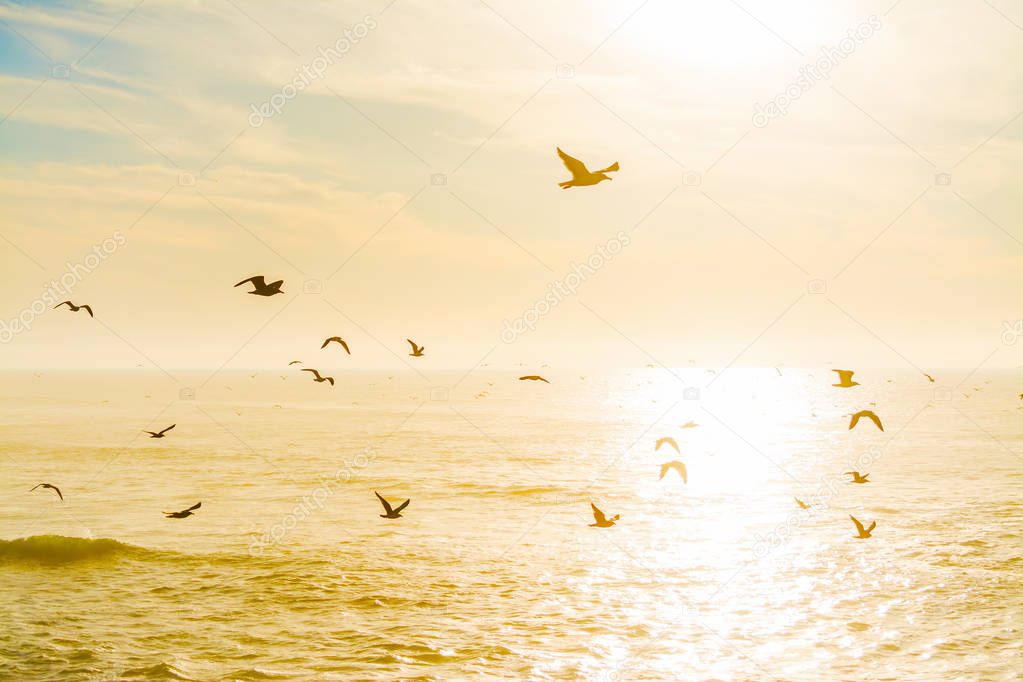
0 535 157 564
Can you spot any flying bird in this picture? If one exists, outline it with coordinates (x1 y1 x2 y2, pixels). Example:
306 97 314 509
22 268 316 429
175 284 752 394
301 368 334 386
234 275 284 296
30 483 63 501
288 360 302 365
845 471 870 484
831 369 859 388
164 502 201 518
143 424 175 439
321 337 350 354
53 301 93 317
681 421 699 429
850 514 876 539
375 491 410 519
589 502 619 528
923 373 936 383
658 460 687 483
849 410 884 431
794 497 810 510
407 339 424 357
557 147 619 189
519 375 549 383
655 437 680 454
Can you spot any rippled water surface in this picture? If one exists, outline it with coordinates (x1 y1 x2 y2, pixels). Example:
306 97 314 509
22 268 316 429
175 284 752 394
1 369 1020 680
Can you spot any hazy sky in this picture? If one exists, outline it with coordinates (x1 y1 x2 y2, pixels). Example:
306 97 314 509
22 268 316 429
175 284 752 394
1 0 1021 371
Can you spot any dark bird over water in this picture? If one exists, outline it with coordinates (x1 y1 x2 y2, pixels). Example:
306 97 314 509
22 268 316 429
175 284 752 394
321 337 351 354
143 424 175 438
164 502 201 518
519 375 549 383
30 483 63 500
589 502 619 527
557 148 619 188
831 369 859 388
407 339 424 357
301 368 334 386
54 301 93 317
850 514 876 538
845 471 870 484
849 410 884 431
375 491 410 519
234 275 284 296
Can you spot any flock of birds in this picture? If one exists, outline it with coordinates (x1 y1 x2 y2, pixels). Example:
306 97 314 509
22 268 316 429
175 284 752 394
33 149 1021 536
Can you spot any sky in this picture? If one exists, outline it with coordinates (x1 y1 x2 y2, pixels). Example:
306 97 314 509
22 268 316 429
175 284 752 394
0 0 1021 371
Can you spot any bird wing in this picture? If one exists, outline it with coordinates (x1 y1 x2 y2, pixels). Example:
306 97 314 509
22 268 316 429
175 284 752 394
268 280 283 289
849 412 862 429
867 412 884 431
669 461 687 483
595 161 619 174
375 491 394 514
81 305 94 317
557 147 590 178
795 497 805 507
288 360 302 365
590 502 606 524
326 377 334 386
407 339 420 352
393 498 410 513
833 369 852 381
867 521 876 533
656 437 679 454
320 338 334 349
186 502 201 512
850 515 865 534
658 463 669 480
339 339 350 354
143 430 158 436
301 368 322 379
52 485 63 501
54 301 73 309
234 276 265 288
158 424 176 436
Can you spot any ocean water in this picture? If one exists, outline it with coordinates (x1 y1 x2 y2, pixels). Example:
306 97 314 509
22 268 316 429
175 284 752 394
0 368 1020 681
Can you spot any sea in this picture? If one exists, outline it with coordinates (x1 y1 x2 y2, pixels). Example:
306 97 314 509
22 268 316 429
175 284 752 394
0 368 1020 681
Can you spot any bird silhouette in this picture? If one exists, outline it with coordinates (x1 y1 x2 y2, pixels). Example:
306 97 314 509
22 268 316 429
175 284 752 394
681 420 699 429
288 360 302 365
143 424 175 438
518 375 549 383
30 483 63 500
321 337 350 354
850 514 876 538
795 497 810 510
924 373 936 383
53 301 93 317
164 502 201 518
831 369 859 388
658 460 687 483
375 491 410 519
234 275 284 296
301 368 334 386
557 148 619 188
655 437 680 454
849 410 884 431
589 502 619 527
845 471 870 484
407 339 424 357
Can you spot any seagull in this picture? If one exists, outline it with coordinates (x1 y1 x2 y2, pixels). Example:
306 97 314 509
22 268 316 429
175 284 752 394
557 148 619 189
589 502 619 527
845 471 870 483
288 360 302 365
301 368 334 386
794 497 810 510
321 337 350 354
850 514 876 539
234 275 284 296
164 502 201 519
831 369 859 388
658 460 687 483
375 491 410 519
143 424 175 439
53 301 93 317
681 420 699 429
923 373 936 383
849 410 884 431
30 483 63 501
519 375 549 383
407 339 425 357
655 437 680 454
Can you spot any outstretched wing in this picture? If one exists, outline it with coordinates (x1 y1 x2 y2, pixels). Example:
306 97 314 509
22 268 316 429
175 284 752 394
81 305 94 317
667 460 687 483
557 147 590 178
656 437 679 454
375 491 393 514
326 377 334 386
850 515 865 534
158 424 176 436
867 412 884 431
288 360 302 365
867 521 876 533
234 276 265 288
301 368 321 380
595 161 619 174
407 339 420 352
590 502 607 524
393 498 410 514
184 502 201 513
54 300 73 309
848 412 861 430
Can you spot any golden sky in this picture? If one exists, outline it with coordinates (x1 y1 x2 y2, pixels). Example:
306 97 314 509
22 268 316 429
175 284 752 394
1 0 1021 370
